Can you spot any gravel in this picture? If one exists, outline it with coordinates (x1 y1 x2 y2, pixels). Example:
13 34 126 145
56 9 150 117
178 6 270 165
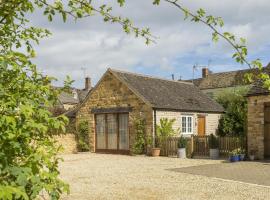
59 153 270 200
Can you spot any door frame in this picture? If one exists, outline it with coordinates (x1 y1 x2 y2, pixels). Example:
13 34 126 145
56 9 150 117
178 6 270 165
264 103 270 158
197 115 206 136
95 112 130 154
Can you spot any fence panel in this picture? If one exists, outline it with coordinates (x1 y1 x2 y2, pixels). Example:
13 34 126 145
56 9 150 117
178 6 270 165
219 136 246 157
156 135 246 158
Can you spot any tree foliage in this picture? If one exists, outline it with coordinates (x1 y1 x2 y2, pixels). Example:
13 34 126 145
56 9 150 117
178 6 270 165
216 89 248 136
1 0 269 199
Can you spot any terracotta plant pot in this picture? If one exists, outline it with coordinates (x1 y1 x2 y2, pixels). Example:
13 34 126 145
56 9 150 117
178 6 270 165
151 148 161 157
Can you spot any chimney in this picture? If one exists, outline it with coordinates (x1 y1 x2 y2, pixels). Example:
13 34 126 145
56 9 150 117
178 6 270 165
202 68 209 78
85 76 91 91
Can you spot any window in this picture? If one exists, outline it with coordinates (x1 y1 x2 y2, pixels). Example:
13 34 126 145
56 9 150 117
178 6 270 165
181 116 193 134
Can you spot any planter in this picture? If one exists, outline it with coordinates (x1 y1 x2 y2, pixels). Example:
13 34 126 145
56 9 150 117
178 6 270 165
249 155 255 161
146 146 152 156
151 148 161 157
209 148 219 160
239 154 245 161
229 155 239 162
177 148 186 159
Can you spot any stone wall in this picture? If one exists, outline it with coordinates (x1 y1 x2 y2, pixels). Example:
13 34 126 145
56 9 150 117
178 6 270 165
247 95 270 159
155 110 221 136
76 71 153 152
55 133 77 154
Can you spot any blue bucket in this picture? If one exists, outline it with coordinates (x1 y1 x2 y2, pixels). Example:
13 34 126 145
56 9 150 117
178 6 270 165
230 155 239 162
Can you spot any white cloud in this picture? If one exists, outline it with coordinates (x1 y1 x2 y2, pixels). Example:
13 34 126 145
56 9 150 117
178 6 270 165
30 0 270 88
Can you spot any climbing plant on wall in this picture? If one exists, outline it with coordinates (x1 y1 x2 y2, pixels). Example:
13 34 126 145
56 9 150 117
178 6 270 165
77 121 90 152
132 118 146 154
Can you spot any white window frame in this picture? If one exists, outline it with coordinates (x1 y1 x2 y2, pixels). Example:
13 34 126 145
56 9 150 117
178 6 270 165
181 115 193 135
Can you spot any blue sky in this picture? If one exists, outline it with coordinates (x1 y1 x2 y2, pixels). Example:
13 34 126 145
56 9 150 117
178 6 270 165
31 0 270 88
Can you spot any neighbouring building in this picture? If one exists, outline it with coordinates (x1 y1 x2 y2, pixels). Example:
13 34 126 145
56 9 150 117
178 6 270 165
189 66 270 98
53 77 92 154
57 76 92 110
75 68 224 154
247 81 270 159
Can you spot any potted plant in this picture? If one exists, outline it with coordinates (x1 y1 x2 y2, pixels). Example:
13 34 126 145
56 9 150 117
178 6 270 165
151 138 161 157
153 118 179 157
229 149 239 162
238 148 246 161
177 136 187 159
249 150 256 161
209 134 219 159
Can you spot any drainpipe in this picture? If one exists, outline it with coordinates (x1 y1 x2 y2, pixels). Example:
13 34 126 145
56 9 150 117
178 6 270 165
153 108 157 148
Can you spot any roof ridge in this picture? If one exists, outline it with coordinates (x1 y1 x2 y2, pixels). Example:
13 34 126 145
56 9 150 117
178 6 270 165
109 68 193 85
191 65 270 81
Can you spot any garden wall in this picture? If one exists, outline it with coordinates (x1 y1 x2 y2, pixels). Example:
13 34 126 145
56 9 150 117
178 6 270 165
55 133 78 154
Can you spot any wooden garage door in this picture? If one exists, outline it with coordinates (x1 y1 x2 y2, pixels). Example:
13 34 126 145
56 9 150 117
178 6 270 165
264 104 270 157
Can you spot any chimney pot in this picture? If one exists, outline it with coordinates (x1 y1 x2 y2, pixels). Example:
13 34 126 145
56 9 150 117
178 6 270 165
202 68 209 78
85 76 91 91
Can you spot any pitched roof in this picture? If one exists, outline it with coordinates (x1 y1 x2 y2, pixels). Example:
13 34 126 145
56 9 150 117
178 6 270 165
59 92 79 104
110 69 224 113
247 82 269 96
190 64 270 90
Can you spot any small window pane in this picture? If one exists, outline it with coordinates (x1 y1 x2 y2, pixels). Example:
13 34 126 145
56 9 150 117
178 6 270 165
182 117 186 133
187 117 192 133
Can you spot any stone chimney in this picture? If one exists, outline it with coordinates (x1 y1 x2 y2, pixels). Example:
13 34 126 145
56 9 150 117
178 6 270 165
202 68 209 78
85 76 91 91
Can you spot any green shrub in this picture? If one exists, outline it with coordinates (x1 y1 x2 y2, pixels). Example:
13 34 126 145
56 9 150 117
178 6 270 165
215 89 248 136
209 134 219 149
156 118 179 148
178 136 187 148
77 121 90 152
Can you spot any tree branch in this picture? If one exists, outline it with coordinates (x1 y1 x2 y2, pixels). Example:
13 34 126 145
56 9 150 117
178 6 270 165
164 0 252 68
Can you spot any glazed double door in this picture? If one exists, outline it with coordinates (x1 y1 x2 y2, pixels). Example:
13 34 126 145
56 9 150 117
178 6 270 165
95 113 129 153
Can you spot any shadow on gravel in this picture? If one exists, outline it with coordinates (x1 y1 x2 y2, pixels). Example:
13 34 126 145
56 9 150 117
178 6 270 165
167 162 270 186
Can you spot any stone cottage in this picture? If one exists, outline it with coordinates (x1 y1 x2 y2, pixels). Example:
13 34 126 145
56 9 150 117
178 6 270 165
247 81 270 159
75 68 224 154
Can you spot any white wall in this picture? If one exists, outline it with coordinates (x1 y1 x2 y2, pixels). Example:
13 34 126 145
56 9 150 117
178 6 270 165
154 110 221 136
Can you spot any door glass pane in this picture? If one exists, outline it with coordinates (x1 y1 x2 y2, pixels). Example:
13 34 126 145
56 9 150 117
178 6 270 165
119 114 129 150
96 114 106 149
107 114 117 149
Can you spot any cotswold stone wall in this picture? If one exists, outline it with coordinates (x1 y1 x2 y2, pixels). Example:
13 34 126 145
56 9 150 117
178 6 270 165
76 71 153 152
247 95 270 159
155 110 220 136
55 133 77 154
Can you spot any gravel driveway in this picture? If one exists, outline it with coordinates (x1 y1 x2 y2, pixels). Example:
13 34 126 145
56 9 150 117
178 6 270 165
59 153 270 200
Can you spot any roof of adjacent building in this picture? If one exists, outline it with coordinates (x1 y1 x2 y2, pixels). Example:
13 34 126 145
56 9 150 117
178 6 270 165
56 88 91 105
59 91 79 104
247 81 270 96
190 64 270 90
110 69 224 113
